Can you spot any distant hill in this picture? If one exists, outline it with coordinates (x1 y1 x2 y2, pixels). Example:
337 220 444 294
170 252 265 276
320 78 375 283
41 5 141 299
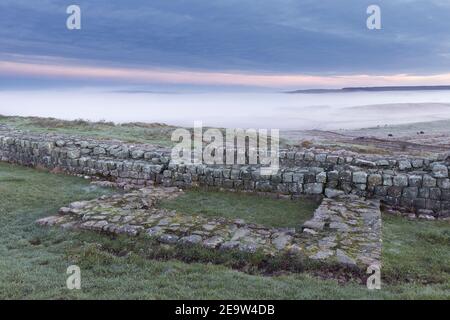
286 85 450 94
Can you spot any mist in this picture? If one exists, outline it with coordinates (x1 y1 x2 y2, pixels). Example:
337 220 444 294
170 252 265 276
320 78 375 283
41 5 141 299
2 89 450 130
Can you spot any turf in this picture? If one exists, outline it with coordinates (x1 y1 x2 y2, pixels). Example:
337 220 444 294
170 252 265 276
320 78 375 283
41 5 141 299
159 189 318 228
0 162 449 299
0 115 175 146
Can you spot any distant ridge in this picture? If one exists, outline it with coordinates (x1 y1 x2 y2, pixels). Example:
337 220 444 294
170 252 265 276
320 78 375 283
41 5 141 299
286 85 450 94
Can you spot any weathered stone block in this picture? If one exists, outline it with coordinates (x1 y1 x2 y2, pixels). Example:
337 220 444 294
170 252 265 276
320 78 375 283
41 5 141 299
314 153 327 162
422 174 437 187
324 188 344 198
382 174 393 186
256 181 272 192
327 170 339 181
425 199 441 212
339 182 352 194
339 170 352 182
368 174 382 187
374 186 388 196
403 187 418 199
419 188 430 199
432 164 448 178
223 179 234 189
355 183 367 191
304 183 324 195
376 159 390 167
292 173 304 183
437 178 450 189
400 198 414 209
393 175 408 187
398 160 412 170
411 159 424 168
441 189 450 201
131 150 144 159
429 188 441 200
93 147 106 156
316 172 327 183
326 155 339 164
55 140 66 147
413 198 426 210
303 152 315 161
352 171 367 184
304 172 316 183
67 149 81 159
354 159 376 168
408 175 422 187
387 186 403 197
282 172 293 183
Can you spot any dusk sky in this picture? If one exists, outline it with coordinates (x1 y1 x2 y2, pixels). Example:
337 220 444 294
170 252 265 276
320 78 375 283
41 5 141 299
1 0 450 89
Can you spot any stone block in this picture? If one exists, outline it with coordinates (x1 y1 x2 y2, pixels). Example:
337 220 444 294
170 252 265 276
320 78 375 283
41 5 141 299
382 174 393 186
429 188 441 200
437 178 450 189
304 183 324 195
402 187 418 199
432 164 448 178
324 188 344 198
368 174 382 187
316 172 327 183
352 171 367 184
398 160 412 170
393 175 408 187
408 175 422 187
387 186 403 197
422 174 437 187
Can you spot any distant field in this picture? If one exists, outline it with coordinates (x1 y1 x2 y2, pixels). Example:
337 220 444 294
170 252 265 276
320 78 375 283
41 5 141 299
281 117 450 156
0 115 175 146
0 162 448 299
0 114 290 148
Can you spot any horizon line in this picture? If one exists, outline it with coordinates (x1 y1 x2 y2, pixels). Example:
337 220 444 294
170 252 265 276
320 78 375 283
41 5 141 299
3 56 450 89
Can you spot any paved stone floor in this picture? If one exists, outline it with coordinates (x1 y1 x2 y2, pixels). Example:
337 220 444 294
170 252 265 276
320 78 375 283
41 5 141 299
36 185 381 269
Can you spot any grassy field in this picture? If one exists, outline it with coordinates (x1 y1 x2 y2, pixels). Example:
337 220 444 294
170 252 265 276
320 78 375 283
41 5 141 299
0 115 290 149
0 162 449 299
159 190 318 228
0 115 175 146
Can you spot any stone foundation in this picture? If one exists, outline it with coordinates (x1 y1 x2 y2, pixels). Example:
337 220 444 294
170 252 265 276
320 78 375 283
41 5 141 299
36 186 381 269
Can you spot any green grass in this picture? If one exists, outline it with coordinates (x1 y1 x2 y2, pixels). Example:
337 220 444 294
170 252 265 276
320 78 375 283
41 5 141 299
382 214 450 285
0 162 449 299
0 115 290 148
0 115 175 146
159 189 318 228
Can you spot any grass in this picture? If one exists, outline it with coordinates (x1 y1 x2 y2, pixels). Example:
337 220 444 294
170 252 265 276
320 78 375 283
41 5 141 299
382 214 450 285
159 189 318 228
0 114 290 148
0 115 175 146
0 162 449 299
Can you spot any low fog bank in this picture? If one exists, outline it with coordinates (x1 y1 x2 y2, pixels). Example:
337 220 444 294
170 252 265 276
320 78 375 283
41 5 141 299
2 90 450 130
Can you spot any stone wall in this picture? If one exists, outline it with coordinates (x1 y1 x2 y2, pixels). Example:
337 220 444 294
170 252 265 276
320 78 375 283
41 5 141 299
1 125 449 218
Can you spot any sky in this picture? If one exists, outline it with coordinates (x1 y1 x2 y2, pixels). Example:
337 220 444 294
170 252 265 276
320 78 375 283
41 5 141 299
1 0 450 90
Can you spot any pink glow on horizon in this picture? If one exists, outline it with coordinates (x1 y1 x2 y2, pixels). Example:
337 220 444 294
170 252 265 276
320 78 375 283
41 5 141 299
2 60 450 88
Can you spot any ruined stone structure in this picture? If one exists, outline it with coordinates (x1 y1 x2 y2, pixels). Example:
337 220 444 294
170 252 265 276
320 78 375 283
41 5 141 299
36 185 381 268
1 125 449 218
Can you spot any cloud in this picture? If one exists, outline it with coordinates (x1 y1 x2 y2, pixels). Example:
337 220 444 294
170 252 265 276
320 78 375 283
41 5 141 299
3 57 450 89
0 0 449 75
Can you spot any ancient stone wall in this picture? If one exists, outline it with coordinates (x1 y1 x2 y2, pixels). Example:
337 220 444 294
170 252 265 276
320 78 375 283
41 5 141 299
1 126 449 218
